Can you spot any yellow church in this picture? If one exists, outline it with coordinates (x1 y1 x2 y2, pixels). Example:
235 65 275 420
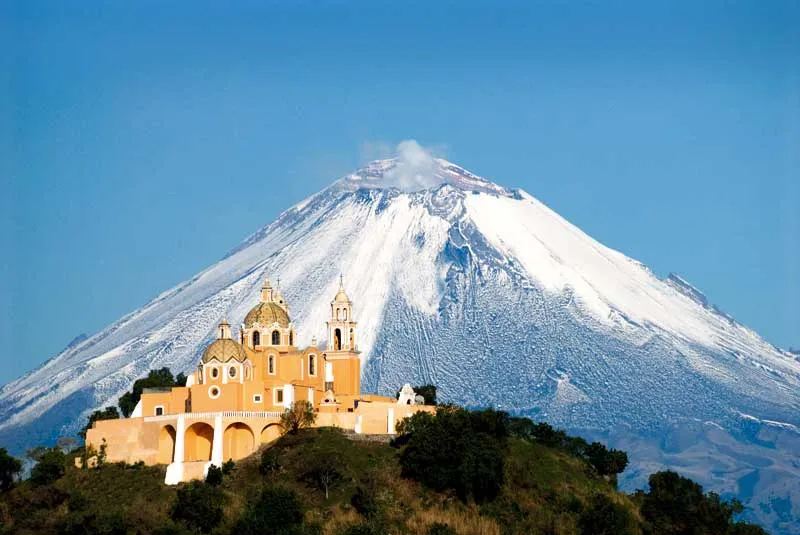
86 277 431 484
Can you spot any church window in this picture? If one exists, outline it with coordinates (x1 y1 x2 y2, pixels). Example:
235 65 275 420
253 394 262 403
209 386 221 399
275 388 284 404
252 331 260 346
336 308 340 320
154 406 164 416
268 355 275 374
229 366 237 378
343 308 347 320
334 328 342 351
289 331 294 346
309 355 316 376
210 367 219 379
272 330 280 345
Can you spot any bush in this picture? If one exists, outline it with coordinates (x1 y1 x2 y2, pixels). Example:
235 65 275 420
221 459 236 475
427 522 457 535
260 448 280 475
398 407 506 503
170 481 224 533
280 400 316 434
578 494 637 535
30 447 66 485
0 447 22 492
205 465 222 486
234 486 304 535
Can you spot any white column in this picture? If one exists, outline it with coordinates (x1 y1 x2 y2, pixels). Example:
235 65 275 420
387 407 395 435
165 414 186 485
174 414 185 463
283 384 294 410
211 414 224 466
355 414 363 434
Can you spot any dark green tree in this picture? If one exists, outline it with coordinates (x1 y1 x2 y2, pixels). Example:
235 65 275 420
413 384 438 406
0 447 23 492
30 447 66 485
118 367 184 417
398 406 506 503
170 481 224 534
234 486 304 535
640 470 767 535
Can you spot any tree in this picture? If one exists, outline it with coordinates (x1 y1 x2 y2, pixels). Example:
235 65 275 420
413 384 437 406
30 447 66 485
303 451 342 500
280 400 316 435
398 407 506 503
56 436 78 453
118 367 184 417
234 486 305 535
0 448 22 492
640 470 768 535
80 406 120 439
170 481 224 534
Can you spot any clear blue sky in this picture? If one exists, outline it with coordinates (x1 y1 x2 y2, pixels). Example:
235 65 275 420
1 1 798 385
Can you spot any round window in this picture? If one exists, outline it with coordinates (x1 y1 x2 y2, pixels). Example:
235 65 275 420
210 367 219 378
229 366 237 378
209 386 221 399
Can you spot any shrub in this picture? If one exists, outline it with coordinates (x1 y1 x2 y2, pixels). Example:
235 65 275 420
280 400 316 434
427 522 457 535
0 447 22 492
234 486 304 535
221 459 236 475
578 494 637 535
260 448 280 475
170 481 224 533
30 447 66 485
205 465 223 486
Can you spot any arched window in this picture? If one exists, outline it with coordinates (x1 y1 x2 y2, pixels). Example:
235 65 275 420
309 355 316 376
210 367 219 379
336 308 340 320
343 308 347 320
252 331 260 346
334 328 342 351
268 355 275 374
271 330 280 345
289 331 294 346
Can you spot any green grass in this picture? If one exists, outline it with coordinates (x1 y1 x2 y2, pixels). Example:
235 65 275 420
0 429 635 535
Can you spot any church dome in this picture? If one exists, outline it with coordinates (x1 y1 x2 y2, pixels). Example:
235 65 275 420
244 301 290 328
202 338 248 363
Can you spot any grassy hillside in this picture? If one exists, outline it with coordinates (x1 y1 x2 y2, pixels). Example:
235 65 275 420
0 408 767 535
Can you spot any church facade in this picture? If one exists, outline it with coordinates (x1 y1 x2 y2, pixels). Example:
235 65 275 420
86 277 430 484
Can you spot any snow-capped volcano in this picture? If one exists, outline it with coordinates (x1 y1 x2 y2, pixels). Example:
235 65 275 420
1 151 798 532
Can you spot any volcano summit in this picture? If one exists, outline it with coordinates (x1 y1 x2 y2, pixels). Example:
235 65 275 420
1 150 798 532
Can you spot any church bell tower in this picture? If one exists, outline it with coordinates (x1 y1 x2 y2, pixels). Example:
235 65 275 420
324 276 360 396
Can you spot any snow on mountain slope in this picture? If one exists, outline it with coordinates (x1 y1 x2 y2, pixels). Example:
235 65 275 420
1 148 798 532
